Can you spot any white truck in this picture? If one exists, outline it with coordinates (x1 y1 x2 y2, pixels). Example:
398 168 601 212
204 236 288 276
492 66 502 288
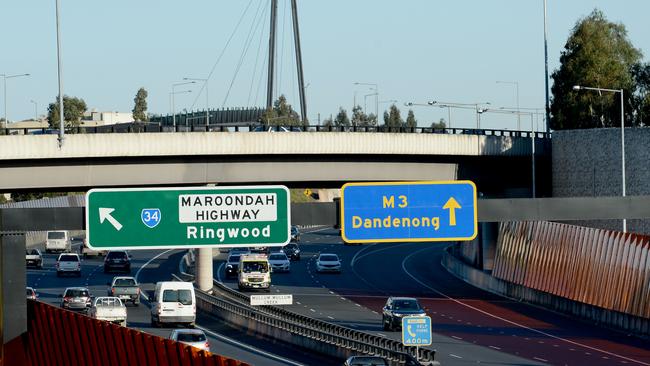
238 254 271 292
45 230 71 253
88 297 127 327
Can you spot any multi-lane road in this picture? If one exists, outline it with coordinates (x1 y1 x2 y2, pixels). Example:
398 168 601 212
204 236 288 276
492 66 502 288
27 227 650 366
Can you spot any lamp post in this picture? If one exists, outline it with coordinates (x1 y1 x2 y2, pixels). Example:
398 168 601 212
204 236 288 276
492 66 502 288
169 89 192 129
430 100 490 129
364 93 377 114
354 82 378 123
1 73 30 128
30 100 38 121
573 85 626 232
496 80 520 130
171 81 195 128
184 77 208 125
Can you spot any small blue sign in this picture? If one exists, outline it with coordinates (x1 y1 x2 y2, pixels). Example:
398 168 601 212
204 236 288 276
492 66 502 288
402 316 432 346
141 208 161 228
341 181 477 243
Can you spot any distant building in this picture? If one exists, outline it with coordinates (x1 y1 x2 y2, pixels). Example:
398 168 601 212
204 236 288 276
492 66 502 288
81 110 134 126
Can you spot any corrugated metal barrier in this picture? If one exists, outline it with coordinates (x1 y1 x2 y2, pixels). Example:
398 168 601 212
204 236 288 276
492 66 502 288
493 221 650 319
19 300 249 366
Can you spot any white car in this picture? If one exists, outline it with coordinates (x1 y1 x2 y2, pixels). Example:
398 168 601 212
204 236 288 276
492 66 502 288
316 253 342 273
268 252 290 273
169 329 210 352
56 253 81 277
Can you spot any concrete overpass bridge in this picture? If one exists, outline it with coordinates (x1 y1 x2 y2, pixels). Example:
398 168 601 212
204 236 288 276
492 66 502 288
0 130 549 195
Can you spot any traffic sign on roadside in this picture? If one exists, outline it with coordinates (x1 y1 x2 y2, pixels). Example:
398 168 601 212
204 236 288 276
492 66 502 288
86 186 290 250
402 316 432 346
341 181 477 243
250 294 293 306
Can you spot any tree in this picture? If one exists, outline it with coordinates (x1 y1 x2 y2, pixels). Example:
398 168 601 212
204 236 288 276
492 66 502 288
334 107 350 128
632 62 650 126
132 87 148 122
47 95 87 128
261 95 301 126
550 9 642 130
350 105 377 128
405 110 417 129
383 104 403 130
431 118 447 129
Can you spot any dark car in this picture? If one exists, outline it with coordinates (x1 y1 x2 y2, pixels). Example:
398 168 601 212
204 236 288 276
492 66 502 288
382 297 426 331
60 287 92 312
343 356 389 366
104 251 131 273
225 254 241 278
282 243 301 261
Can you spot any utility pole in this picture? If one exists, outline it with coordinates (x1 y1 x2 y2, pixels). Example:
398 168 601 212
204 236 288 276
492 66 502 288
290 0 307 123
266 0 278 110
543 0 551 133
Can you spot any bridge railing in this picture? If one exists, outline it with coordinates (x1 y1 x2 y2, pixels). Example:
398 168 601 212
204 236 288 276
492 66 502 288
1 123 551 139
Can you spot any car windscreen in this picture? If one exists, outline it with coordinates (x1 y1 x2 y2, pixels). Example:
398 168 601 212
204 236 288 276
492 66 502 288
242 261 268 273
48 232 65 239
162 289 193 305
114 278 136 286
269 254 286 261
228 255 241 263
320 255 338 262
393 300 420 311
176 332 206 342
66 289 89 297
59 255 78 262
107 252 127 259
291 227 298 234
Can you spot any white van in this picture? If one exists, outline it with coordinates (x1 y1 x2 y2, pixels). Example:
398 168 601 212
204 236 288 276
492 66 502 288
238 254 271 292
45 231 71 253
150 281 196 328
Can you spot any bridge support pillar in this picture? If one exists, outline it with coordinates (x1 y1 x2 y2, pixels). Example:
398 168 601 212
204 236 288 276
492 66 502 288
196 248 213 292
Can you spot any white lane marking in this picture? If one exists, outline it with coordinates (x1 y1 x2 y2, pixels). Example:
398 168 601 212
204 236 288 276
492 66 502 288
533 357 548 362
196 325 305 366
309 309 316 313
327 316 335 320
135 249 174 300
216 263 224 283
296 301 301 305
451 335 463 340
401 248 650 366
450 354 463 359
489 346 501 350
377 333 387 337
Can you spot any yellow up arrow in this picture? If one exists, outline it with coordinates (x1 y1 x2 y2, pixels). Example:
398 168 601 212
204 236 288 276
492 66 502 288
442 197 462 226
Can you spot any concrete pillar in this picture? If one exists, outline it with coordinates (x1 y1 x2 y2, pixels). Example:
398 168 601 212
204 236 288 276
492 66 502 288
0 233 27 353
196 248 213 292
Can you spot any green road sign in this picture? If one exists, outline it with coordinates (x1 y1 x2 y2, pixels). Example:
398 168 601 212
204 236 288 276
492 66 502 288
86 186 290 250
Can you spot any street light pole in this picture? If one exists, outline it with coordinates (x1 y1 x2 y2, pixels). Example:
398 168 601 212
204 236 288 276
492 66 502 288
170 90 192 130
1 73 30 128
354 82 379 119
171 81 195 128
184 78 208 125
55 0 64 147
543 0 551 133
573 85 626 232
30 100 38 120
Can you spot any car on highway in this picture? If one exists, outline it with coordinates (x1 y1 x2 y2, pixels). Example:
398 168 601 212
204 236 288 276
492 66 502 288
238 254 271 292
45 230 71 253
250 246 269 254
56 253 81 277
26 287 38 300
230 247 251 254
108 276 141 306
60 287 92 312
169 329 210 352
225 253 242 279
25 248 43 269
104 250 131 273
79 238 106 258
282 243 301 261
343 356 389 366
88 297 127 327
316 253 342 273
290 226 300 242
381 297 427 331
268 252 290 273
150 281 196 328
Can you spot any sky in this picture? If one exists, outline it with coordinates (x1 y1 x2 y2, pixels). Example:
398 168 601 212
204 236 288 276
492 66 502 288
2 1 650 131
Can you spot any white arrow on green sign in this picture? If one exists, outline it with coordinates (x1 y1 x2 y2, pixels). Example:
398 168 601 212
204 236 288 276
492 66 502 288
85 186 291 250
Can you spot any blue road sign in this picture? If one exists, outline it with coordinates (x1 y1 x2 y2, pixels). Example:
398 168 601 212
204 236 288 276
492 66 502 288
341 181 477 243
402 316 432 346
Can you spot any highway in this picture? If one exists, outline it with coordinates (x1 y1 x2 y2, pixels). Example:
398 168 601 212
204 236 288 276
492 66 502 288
26 227 650 366
26 245 337 366
215 227 650 366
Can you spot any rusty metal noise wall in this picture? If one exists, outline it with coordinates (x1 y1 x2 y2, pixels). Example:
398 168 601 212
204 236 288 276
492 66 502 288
24 300 250 366
493 221 650 319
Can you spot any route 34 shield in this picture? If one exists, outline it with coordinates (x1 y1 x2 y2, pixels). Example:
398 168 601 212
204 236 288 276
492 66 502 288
141 208 161 228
